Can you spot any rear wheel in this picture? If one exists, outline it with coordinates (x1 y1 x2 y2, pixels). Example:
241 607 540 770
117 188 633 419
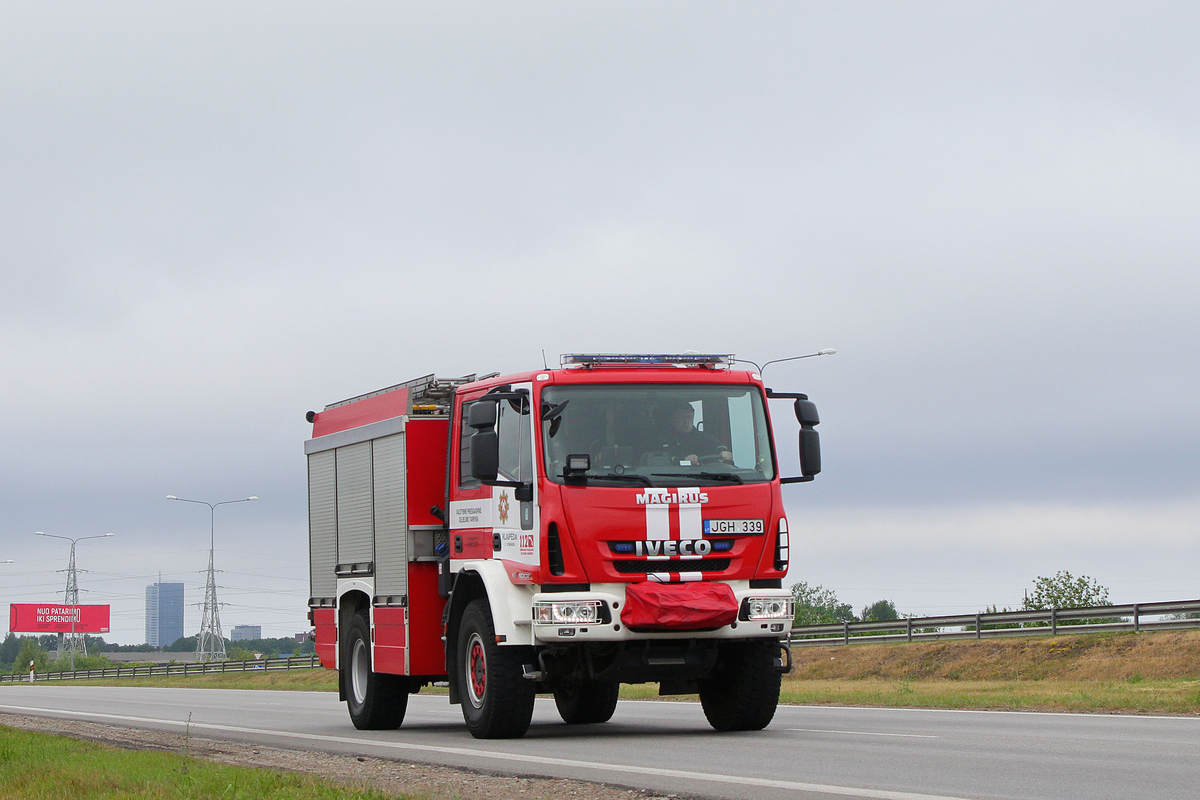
458 599 536 739
553 680 620 725
698 639 781 732
345 611 408 730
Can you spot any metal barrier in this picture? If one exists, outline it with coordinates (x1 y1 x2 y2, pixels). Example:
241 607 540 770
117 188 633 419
1 653 321 684
5 599 1199 681
788 599 1200 646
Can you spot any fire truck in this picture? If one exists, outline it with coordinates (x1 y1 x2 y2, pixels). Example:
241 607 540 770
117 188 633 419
305 353 822 739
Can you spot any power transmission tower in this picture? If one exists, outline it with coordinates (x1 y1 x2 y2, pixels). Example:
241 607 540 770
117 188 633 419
63 544 86 660
35 532 112 670
196 548 225 662
167 495 257 663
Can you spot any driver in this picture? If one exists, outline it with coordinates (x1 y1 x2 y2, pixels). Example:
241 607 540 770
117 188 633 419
662 401 733 466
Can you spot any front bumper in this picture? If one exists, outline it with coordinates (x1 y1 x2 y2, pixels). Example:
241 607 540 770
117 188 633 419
526 581 793 643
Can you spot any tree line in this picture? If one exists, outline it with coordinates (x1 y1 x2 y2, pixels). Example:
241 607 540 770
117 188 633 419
791 570 1113 628
1 633 314 675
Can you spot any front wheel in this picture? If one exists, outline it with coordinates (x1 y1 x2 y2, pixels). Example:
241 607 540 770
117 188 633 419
553 680 620 725
345 611 408 730
698 639 781 732
458 599 536 739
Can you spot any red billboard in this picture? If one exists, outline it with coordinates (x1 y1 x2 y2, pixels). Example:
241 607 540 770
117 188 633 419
9 604 110 634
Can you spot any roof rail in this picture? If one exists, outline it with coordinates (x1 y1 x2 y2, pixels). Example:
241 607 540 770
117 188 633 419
325 372 498 413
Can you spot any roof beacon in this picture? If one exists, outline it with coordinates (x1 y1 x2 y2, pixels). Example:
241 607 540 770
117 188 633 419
561 353 734 368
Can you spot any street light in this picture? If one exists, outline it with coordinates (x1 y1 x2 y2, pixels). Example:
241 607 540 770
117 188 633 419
166 495 258 662
35 531 114 671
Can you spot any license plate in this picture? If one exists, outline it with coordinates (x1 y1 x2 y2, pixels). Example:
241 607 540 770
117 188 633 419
703 519 764 535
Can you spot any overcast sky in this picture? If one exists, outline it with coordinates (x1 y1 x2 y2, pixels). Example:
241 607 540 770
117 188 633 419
3 2 1198 644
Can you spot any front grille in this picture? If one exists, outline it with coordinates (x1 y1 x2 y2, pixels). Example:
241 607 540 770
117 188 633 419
611 559 731 574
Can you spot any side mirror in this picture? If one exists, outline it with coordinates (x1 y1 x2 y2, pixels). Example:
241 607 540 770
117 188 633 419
468 401 497 430
799 427 821 477
794 398 819 426
470 432 499 481
797 397 821 478
772 391 821 484
468 399 500 482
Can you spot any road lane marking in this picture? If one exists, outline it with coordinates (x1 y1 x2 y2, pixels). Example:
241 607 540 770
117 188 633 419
789 729 938 739
782 704 1200 722
0 703 975 800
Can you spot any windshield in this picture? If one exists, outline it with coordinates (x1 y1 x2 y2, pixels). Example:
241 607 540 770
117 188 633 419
540 384 775 486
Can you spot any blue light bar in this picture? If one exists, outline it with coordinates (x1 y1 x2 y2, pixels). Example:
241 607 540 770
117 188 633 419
561 353 734 367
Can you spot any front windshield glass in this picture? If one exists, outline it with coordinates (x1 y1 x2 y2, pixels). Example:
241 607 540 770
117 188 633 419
540 384 775 486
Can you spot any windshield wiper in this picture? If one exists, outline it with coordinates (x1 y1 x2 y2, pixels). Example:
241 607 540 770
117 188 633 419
585 473 653 486
652 472 744 484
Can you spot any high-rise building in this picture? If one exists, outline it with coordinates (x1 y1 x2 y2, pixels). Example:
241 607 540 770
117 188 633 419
145 582 185 648
231 625 262 641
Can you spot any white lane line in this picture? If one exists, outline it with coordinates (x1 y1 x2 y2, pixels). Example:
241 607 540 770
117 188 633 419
789 728 939 739
781 703 1200 722
0 703 975 800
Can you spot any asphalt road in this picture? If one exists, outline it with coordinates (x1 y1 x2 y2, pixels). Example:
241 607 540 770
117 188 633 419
2 685 1197 800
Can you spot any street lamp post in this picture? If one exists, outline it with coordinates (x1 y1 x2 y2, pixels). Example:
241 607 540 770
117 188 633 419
34 531 114 671
167 495 257 662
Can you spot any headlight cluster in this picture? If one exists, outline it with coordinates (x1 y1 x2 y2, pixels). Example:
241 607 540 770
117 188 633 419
533 600 603 625
744 597 794 620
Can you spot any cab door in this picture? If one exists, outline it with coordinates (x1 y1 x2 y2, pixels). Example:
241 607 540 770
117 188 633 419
492 381 539 573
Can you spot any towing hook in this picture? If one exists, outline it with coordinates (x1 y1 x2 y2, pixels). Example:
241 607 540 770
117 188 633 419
775 641 794 674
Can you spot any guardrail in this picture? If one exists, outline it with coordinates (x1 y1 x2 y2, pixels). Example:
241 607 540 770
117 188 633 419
0 653 321 684
788 599 1200 646
6 600 1199 682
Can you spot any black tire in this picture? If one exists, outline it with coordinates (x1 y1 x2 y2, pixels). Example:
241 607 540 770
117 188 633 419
698 639 781 732
553 680 620 725
457 599 536 739
345 611 408 730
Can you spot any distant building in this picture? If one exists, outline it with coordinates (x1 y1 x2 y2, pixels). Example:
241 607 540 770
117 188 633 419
231 625 262 641
145 582 185 648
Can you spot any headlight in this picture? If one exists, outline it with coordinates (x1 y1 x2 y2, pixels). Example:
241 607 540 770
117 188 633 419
533 600 603 625
742 597 794 621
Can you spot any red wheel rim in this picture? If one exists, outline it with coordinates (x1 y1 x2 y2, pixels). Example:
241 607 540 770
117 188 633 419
469 639 486 701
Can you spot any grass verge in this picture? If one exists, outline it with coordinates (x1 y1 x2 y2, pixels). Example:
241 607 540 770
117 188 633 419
0 724 410 800
13 669 340 692
19 631 1200 715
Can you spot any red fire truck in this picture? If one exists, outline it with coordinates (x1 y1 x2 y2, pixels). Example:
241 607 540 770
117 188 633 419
305 354 822 738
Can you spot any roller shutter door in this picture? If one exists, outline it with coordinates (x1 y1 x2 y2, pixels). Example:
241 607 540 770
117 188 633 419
307 450 337 598
336 441 374 565
373 432 408 596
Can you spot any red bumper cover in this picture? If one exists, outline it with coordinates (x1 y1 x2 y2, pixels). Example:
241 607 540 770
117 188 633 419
620 581 739 631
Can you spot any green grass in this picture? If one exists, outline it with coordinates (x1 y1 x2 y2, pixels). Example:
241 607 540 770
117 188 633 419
0 725 414 800
27 632 1200 715
16 669 340 692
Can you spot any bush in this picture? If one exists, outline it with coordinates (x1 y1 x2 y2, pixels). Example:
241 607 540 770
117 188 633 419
790 582 855 626
1023 571 1116 626
1023 571 1110 610
860 599 899 622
